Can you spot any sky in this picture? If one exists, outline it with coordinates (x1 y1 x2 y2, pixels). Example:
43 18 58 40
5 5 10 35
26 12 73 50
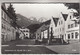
5 3 76 20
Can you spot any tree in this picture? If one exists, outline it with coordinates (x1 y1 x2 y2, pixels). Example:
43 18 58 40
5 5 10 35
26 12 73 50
65 3 79 13
7 3 17 21
64 3 80 24
7 3 18 28
65 3 80 42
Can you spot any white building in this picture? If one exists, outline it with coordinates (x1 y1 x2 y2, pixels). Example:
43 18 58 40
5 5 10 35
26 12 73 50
51 12 68 40
52 11 79 43
65 11 79 43
50 17 59 38
20 28 30 38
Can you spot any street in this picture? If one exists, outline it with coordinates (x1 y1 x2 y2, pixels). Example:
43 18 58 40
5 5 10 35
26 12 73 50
1 39 57 54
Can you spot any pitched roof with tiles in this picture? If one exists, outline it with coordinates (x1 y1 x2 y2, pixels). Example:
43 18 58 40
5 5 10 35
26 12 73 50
52 17 59 27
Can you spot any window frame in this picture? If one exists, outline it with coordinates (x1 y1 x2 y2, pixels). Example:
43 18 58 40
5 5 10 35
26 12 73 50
71 33 74 39
68 34 70 39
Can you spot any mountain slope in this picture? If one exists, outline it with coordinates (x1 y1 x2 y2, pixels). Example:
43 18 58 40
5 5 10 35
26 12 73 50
16 14 40 28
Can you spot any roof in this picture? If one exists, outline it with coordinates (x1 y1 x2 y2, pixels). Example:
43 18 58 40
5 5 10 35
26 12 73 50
41 20 51 31
27 24 41 32
43 20 51 25
62 14 68 21
52 17 59 27
35 20 51 32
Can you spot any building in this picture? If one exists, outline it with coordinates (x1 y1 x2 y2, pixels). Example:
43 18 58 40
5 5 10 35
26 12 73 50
20 28 30 38
1 3 16 42
55 12 68 40
35 20 51 44
52 11 79 43
51 12 68 40
50 17 59 38
65 11 79 43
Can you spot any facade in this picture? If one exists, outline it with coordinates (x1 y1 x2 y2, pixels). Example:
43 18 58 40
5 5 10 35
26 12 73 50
50 17 59 38
35 11 79 44
52 11 79 43
51 12 68 40
1 3 16 42
20 28 30 38
65 11 79 43
55 12 68 40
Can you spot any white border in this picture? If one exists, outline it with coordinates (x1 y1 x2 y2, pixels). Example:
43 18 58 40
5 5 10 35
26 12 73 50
0 0 80 55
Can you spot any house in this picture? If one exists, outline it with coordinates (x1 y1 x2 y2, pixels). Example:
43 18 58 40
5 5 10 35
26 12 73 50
20 28 30 38
50 17 59 38
65 10 79 43
27 24 41 39
1 3 16 42
51 11 79 43
35 20 51 44
53 12 68 41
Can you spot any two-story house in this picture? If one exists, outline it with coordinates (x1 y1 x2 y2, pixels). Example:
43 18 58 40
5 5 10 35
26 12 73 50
65 11 79 43
50 17 59 38
54 12 68 40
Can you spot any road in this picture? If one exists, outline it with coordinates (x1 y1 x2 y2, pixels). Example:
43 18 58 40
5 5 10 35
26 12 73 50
2 39 57 54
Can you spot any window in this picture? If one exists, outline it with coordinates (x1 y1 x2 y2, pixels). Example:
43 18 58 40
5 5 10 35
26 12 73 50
60 28 61 31
2 12 5 18
7 27 11 31
23 30 25 32
2 24 4 29
60 28 61 32
68 25 70 29
65 34 66 37
70 16 71 19
71 33 74 39
71 24 73 28
62 28 64 31
75 32 78 38
75 23 78 27
26 30 28 32
3 25 5 29
68 34 70 39
55 29 56 32
61 21 63 24
4 13 6 19
59 22 60 25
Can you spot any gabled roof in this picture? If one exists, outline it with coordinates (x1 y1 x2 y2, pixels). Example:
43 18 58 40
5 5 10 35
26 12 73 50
61 13 68 21
36 20 51 32
41 20 51 31
52 17 59 27
27 23 41 32
43 20 51 25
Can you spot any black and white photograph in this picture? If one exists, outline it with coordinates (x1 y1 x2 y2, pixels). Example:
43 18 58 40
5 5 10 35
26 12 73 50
1 1 80 54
